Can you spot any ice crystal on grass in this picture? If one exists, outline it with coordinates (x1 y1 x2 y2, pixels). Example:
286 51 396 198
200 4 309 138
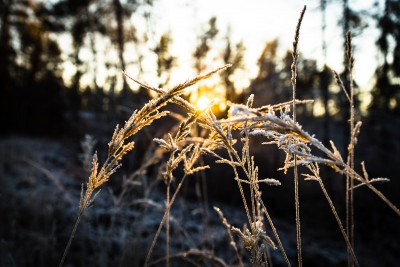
59 7 400 267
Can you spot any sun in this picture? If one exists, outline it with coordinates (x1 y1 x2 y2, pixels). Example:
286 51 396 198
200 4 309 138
196 95 211 110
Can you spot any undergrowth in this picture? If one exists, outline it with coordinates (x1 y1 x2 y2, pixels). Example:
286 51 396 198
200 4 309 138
60 6 399 267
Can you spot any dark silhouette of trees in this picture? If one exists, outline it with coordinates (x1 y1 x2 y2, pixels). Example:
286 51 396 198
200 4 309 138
0 0 66 134
0 0 397 140
112 0 140 96
153 31 176 88
296 58 319 116
0 0 153 135
370 0 400 114
251 40 318 115
193 17 219 73
0 0 15 103
113 0 127 94
220 33 245 103
319 0 331 146
251 40 282 107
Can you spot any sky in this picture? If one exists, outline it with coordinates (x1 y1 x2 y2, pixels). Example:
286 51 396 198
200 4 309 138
61 0 385 108
131 0 382 95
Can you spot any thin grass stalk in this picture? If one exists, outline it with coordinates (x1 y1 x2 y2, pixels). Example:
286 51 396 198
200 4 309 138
346 31 355 267
91 64 231 267
195 155 214 256
266 247 272 267
291 6 306 267
60 67 227 267
144 174 189 267
229 133 290 265
59 213 83 267
244 134 258 231
228 137 256 224
211 119 254 228
200 160 212 249
346 168 350 266
238 108 399 218
227 151 254 230
257 195 291 266
211 96 291 266
166 181 171 267
326 73 400 216
214 207 244 267
263 253 269 267
216 127 288 265
317 179 359 266
365 183 400 215
223 105 400 217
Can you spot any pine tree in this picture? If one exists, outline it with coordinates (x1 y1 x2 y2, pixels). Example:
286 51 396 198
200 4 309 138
370 0 400 114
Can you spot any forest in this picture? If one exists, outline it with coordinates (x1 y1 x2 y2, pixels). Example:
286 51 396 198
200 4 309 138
0 0 399 266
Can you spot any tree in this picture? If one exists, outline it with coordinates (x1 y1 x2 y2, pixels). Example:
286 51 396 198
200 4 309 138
220 33 245 103
0 0 15 95
370 0 400 114
113 0 127 95
250 40 286 107
0 0 67 134
296 58 319 116
0 0 16 129
319 0 331 145
153 31 176 87
193 17 219 73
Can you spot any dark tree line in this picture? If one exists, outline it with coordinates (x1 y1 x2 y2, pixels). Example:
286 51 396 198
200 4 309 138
0 0 66 134
0 0 398 137
371 0 400 114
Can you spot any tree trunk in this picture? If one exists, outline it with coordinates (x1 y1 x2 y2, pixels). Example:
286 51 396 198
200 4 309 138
113 0 128 95
0 0 13 93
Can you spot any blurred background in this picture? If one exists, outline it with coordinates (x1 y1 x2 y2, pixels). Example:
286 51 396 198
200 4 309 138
0 0 399 266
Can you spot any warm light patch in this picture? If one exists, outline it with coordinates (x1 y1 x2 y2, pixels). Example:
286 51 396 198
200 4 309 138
313 99 325 117
196 96 211 110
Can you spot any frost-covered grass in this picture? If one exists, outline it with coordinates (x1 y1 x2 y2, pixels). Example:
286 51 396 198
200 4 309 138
56 7 400 267
1 6 397 267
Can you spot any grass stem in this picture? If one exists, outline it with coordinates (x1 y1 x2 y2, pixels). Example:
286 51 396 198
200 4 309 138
291 6 306 267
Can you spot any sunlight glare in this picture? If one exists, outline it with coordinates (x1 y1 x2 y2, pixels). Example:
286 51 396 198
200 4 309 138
196 96 211 110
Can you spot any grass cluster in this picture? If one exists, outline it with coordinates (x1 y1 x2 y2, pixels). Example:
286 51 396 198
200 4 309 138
59 6 399 267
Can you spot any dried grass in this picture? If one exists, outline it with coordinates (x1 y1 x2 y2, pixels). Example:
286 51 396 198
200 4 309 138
59 6 400 267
